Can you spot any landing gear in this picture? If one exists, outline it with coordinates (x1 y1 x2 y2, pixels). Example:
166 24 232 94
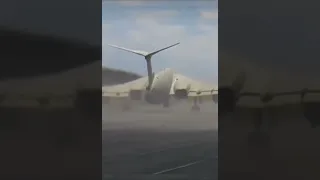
248 107 271 147
191 97 200 111
247 93 274 147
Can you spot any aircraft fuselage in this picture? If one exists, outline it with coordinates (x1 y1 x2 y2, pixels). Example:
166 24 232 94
144 68 174 105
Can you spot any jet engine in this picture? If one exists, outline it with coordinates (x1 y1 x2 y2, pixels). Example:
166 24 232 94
172 81 191 100
174 89 189 100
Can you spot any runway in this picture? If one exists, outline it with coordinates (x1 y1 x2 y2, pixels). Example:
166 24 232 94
102 101 218 180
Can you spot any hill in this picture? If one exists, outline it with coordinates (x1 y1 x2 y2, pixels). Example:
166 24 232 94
102 67 141 85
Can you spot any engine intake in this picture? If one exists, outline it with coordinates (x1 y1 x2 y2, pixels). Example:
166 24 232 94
174 89 188 100
129 90 143 100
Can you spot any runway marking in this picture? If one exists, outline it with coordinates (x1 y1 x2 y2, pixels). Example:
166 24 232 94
152 160 204 175
138 142 206 156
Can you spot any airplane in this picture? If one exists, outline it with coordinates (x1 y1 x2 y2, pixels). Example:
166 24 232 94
219 58 320 146
103 43 218 111
103 68 174 109
104 43 180 110
226 88 320 146
103 69 218 111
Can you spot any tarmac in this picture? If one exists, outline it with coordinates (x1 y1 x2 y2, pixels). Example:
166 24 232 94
102 101 218 180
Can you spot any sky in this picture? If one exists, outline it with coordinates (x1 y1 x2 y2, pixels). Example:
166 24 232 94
102 1 218 84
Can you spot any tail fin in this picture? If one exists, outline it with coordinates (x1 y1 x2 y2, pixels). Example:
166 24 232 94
108 42 180 91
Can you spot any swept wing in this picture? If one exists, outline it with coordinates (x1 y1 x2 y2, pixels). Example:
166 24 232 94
170 73 217 101
102 76 148 98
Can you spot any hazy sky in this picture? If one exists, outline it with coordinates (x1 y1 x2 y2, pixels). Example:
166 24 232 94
102 1 217 83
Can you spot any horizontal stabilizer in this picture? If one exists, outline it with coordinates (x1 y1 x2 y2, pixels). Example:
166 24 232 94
147 42 180 57
108 44 149 56
108 42 180 58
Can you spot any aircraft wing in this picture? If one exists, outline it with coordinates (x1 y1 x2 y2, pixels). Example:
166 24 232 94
235 75 320 108
0 61 101 107
170 73 217 101
102 76 148 98
219 53 320 108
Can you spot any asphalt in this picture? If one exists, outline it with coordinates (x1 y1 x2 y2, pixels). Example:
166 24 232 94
102 101 218 180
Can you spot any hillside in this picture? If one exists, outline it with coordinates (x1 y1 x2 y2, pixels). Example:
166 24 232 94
102 67 141 85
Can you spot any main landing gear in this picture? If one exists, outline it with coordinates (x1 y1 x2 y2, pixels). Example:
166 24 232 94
247 93 274 147
248 109 271 147
191 97 200 111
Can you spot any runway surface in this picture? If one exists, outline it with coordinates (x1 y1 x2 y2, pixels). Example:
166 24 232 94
102 101 217 180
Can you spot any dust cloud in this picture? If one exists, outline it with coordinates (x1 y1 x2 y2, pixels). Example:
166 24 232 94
102 100 218 179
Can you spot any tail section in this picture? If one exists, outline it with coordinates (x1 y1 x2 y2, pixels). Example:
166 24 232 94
108 43 180 58
108 42 180 90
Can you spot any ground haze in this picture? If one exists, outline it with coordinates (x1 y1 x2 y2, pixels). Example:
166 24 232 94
102 101 217 180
